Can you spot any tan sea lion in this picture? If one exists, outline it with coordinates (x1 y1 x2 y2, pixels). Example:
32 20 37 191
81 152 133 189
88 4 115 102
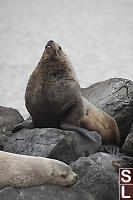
0 151 78 189
12 40 120 146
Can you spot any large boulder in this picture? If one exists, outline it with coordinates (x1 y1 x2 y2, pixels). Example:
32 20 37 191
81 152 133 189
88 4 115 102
0 185 95 200
81 78 133 146
0 106 23 149
70 152 119 200
4 128 102 164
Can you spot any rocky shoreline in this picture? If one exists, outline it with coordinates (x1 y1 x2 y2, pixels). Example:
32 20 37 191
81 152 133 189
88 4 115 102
0 78 133 200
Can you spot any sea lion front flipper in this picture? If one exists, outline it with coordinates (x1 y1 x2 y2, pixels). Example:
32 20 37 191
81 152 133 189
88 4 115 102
60 122 97 143
104 145 120 155
12 121 35 133
62 100 75 112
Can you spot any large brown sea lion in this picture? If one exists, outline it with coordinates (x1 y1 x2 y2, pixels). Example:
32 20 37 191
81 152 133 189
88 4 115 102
12 40 120 147
0 150 78 189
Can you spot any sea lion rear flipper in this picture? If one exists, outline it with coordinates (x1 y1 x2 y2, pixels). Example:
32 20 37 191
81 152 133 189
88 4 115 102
12 121 35 133
60 122 97 143
104 145 120 155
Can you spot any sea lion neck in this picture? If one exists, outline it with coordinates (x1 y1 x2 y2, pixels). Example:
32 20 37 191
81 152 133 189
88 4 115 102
39 55 72 75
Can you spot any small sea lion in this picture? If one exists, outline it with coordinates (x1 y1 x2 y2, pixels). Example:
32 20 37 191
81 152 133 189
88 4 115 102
12 40 120 147
0 151 78 189
112 155 133 172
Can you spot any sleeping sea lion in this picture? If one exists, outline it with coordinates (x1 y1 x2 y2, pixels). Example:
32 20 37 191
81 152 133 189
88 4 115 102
0 150 78 189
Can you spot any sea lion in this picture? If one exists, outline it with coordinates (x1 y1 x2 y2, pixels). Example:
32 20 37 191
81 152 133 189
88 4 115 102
12 40 120 146
112 155 133 172
0 151 78 189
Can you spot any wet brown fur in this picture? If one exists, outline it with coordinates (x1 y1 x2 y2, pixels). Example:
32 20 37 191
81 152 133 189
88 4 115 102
24 41 120 145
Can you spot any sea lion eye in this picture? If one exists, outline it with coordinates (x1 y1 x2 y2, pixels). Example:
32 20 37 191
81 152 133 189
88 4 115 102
61 174 67 179
59 46 61 50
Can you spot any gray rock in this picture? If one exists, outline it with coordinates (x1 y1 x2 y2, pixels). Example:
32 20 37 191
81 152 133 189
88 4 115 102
0 106 24 136
70 152 119 200
0 134 7 150
4 128 102 164
0 106 23 149
0 185 95 200
122 132 133 157
81 78 133 146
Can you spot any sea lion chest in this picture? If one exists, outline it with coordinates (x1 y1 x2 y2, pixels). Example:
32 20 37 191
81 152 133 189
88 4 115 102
25 69 80 128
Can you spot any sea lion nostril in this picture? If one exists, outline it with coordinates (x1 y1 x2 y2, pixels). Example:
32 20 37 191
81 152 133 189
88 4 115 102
48 40 54 44
75 175 79 181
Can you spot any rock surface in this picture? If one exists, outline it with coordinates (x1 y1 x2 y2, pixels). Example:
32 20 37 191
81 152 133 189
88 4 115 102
0 134 7 150
122 132 133 157
81 78 133 146
4 128 102 164
0 185 95 200
70 152 119 200
0 106 23 149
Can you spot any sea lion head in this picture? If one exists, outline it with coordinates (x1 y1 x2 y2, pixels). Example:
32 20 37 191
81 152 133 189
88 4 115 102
112 156 133 172
43 40 67 61
47 159 78 186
